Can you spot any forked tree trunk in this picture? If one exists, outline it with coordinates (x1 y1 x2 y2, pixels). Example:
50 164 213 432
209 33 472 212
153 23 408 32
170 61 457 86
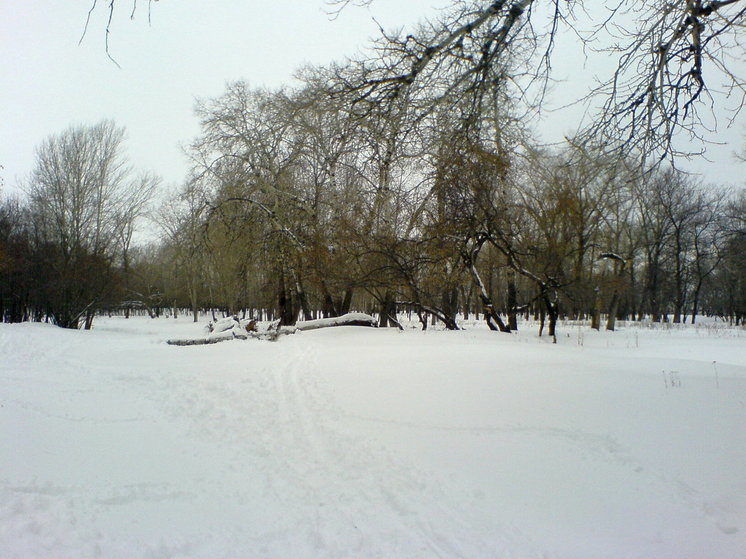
379 292 400 328
543 293 558 343
462 250 511 333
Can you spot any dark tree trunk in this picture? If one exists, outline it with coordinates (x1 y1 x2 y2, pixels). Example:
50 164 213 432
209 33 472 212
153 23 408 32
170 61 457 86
278 275 295 326
591 287 601 330
507 269 518 331
84 309 95 330
417 310 427 330
541 291 559 343
379 292 400 328
322 293 336 318
320 279 338 318
441 287 458 325
339 288 353 315
605 293 620 331
691 284 702 325
546 304 558 342
296 282 313 322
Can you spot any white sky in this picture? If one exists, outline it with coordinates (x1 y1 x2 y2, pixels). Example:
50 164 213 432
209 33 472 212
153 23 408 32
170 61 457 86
1 1 744 196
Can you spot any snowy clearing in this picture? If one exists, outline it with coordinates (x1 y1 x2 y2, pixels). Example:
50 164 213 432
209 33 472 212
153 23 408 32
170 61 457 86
1 317 745 559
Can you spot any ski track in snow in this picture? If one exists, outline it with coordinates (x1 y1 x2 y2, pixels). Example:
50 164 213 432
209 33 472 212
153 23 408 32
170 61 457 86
261 341 534 558
1 318 745 558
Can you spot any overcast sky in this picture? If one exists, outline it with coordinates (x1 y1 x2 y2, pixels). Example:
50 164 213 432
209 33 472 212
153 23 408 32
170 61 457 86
2 1 744 196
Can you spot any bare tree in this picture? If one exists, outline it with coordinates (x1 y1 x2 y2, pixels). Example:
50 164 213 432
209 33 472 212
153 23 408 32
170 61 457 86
28 121 156 328
192 84 317 324
82 1 745 165
328 1 746 168
115 172 159 317
158 179 211 322
687 186 729 323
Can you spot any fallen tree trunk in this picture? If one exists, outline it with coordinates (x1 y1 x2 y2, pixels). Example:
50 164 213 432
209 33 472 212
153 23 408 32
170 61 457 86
167 328 296 346
168 327 249 346
167 336 241 346
294 313 377 331
167 313 377 345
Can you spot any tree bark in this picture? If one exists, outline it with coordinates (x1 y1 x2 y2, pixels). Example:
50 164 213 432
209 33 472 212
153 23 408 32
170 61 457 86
340 287 353 315
605 293 620 331
278 273 295 326
590 286 601 331
543 292 559 343
320 279 339 318
507 269 518 331
378 292 400 328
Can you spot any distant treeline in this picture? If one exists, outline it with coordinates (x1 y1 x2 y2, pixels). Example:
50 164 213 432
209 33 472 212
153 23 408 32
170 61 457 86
1 113 744 334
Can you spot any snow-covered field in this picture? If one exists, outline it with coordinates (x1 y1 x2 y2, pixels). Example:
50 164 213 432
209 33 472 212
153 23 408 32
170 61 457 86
1 316 745 559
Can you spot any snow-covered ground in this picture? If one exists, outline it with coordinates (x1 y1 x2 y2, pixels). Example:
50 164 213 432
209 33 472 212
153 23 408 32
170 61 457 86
1 316 745 559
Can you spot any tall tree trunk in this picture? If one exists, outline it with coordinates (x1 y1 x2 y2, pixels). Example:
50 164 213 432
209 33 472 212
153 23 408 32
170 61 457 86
507 269 518 331
320 279 338 318
340 287 353 315
673 304 683 324
84 309 95 330
591 286 601 330
646 251 661 322
190 280 199 323
538 308 545 337
379 292 401 329
601 255 627 331
543 291 559 343
441 287 459 326
690 282 702 325
459 284 473 321
605 293 620 331
278 273 295 326
294 276 313 322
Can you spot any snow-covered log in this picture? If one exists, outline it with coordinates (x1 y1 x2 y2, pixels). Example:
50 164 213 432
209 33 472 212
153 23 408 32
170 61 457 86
167 335 238 346
168 326 246 346
167 323 296 345
295 313 377 331
206 316 241 335
167 313 375 346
